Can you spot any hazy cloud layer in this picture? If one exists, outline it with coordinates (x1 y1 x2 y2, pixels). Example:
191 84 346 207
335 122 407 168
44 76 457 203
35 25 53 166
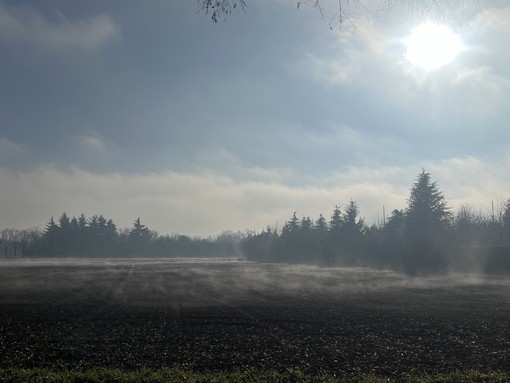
0 3 120 51
1 156 509 236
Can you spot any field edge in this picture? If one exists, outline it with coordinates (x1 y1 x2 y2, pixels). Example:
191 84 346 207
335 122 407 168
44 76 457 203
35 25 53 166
1 366 509 383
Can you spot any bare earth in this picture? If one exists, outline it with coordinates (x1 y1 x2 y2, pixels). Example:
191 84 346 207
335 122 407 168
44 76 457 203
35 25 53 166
1 259 509 375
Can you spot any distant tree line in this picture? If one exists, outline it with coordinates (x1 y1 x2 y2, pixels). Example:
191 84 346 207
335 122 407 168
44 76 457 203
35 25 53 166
2 170 510 274
0 215 243 259
242 170 510 275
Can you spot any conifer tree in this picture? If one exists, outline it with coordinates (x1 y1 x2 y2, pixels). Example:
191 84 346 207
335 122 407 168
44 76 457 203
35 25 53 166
403 170 451 274
128 218 152 256
43 217 59 256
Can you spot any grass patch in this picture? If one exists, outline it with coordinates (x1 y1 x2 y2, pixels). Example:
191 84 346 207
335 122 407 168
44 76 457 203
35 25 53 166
0 367 509 383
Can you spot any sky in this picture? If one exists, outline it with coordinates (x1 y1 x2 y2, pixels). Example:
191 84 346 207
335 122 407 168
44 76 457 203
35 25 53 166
1 0 510 236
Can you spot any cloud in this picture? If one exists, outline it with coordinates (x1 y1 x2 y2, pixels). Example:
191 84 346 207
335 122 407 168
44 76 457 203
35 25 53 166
64 132 124 173
76 133 109 153
0 136 26 165
427 155 510 212
472 6 510 30
293 7 510 155
1 156 509 236
0 135 24 155
195 146 289 183
0 165 405 236
305 51 362 84
0 3 120 51
302 123 412 166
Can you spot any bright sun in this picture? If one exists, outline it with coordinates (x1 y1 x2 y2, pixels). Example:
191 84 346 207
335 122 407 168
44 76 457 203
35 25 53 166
405 22 463 71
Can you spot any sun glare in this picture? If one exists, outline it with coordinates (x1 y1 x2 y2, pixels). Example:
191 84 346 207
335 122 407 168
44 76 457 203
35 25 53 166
405 22 463 71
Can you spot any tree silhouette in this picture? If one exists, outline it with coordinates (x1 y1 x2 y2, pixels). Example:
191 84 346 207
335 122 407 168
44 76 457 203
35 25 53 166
321 205 343 265
43 217 59 256
198 0 246 23
502 199 510 246
329 205 343 235
278 212 303 262
403 170 451 274
198 0 469 28
127 218 152 256
314 214 328 240
384 209 404 241
380 209 405 267
1 229 13 258
57 213 72 256
343 200 364 237
242 227 277 262
129 218 151 239
281 212 300 239
405 170 450 232
341 200 365 265
454 204 485 247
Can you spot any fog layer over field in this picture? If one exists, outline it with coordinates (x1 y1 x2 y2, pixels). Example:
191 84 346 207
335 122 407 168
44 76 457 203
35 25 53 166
2 259 510 373
1 259 509 308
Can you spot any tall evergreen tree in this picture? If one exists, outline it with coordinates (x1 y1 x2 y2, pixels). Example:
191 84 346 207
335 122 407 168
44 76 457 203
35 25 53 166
341 200 365 265
405 170 451 230
300 216 313 238
281 212 300 239
403 170 451 274
278 212 301 262
128 218 152 256
314 214 328 241
343 200 365 237
321 206 344 265
104 219 119 256
329 205 343 235
57 212 72 256
43 217 59 256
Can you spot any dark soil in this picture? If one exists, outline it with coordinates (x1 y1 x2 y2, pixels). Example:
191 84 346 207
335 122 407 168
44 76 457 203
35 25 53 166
1 259 509 375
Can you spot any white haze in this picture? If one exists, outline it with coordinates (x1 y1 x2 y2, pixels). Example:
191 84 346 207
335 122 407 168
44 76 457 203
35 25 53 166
1 259 509 309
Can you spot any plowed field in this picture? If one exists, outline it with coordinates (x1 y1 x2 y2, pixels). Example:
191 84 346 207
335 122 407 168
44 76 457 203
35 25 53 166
1 259 509 375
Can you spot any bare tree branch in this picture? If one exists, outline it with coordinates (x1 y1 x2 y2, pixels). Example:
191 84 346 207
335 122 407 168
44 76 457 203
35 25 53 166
197 0 475 28
197 0 247 23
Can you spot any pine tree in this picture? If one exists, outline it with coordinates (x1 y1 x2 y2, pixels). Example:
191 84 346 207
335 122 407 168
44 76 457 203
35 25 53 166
281 212 300 239
329 205 343 235
314 214 328 241
405 170 451 235
129 217 151 239
341 200 365 265
128 218 152 256
403 170 452 274
57 212 72 256
343 200 365 237
43 217 59 256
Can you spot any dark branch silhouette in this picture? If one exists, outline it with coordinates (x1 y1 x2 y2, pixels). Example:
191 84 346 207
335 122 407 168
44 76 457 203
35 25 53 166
197 1 473 28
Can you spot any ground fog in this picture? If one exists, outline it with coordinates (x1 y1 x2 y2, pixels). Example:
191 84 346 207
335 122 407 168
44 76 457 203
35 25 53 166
1 259 509 374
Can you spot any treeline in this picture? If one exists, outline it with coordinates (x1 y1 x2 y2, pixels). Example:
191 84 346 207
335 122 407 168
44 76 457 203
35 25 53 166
2 170 510 274
242 170 510 274
0 214 243 259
